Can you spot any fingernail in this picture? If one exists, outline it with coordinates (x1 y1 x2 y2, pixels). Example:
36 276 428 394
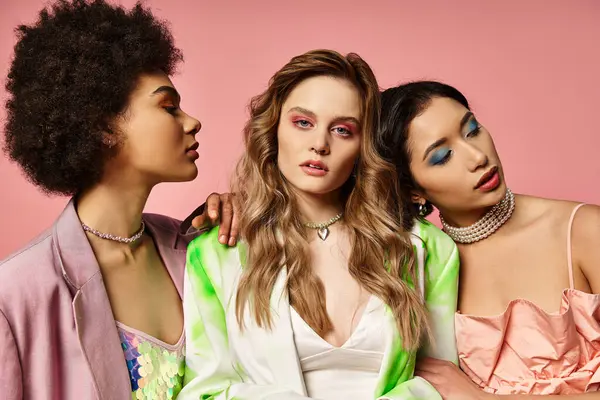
219 235 227 244
228 237 236 246
210 211 218 219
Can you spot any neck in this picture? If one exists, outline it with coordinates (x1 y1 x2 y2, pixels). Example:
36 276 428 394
76 181 151 245
295 190 344 224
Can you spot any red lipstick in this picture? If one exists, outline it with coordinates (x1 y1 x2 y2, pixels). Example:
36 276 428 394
475 166 501 192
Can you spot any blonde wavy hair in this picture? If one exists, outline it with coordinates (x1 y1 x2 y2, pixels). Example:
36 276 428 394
233 49 429 350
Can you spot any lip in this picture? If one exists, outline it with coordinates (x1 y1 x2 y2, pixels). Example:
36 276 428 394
475 166 501 191
299 160 329 171
186 142 200 160
300 159 329 177
186 142 199 152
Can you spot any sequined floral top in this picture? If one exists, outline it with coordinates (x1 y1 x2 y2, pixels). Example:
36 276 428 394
117 322 185 400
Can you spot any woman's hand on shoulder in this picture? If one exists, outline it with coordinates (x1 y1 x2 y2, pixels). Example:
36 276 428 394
185 192 240 246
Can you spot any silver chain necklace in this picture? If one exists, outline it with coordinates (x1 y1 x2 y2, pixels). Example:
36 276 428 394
303 212 343 241
440 188 515 244
81 221 146 244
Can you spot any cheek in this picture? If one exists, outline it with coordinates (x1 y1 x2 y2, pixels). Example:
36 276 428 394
131 112 180 146
276 127 298 174
412 164 465 198
331 142 360 178
477 130 499 156
485 136 501 162
340 146 359 169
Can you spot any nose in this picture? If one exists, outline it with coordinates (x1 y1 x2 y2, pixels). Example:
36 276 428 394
184 113 201 136
464 142 488 172
310 129 330 156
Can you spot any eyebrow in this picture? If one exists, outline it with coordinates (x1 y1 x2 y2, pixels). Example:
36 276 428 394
422 111 474 160
151 86 181 102
460 111 474 129
423 138 448 161
287 106 360 127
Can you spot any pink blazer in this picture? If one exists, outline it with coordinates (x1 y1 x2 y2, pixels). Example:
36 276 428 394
0 200 198 399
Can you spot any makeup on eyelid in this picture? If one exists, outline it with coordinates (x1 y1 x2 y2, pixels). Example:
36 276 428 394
427 118 482 165
290 116 355 137
291 114 313 124
429 148 452 165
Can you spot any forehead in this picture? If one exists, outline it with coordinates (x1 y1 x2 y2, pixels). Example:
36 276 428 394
408 97 469 153
282 76 361 118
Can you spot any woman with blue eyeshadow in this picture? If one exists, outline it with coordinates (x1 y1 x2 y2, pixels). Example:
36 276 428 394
380 80 600 399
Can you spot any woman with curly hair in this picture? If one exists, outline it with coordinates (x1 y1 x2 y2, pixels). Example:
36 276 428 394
179 50 459 400
0 1 229 398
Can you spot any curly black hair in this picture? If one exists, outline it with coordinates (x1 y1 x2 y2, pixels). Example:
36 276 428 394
3 0 183 195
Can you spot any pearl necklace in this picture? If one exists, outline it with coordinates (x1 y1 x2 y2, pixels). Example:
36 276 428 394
303 212 343 241
440 189 515 244
82 221 145 244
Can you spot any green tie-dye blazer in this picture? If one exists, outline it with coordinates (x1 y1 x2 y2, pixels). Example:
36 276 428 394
179 219 459 400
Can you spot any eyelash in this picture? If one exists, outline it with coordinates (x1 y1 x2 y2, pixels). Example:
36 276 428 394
164 106 178 115
333 127 351 136
433 150 453 166
466 121 481 137
293 119 352 136
294 119 312 129
430 120 481 166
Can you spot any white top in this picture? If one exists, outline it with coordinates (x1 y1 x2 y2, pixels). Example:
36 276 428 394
290 296 388 399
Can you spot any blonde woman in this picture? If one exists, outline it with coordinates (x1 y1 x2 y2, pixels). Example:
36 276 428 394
179 50 459 400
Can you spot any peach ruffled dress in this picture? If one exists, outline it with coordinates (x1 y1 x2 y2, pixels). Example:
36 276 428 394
455 204 600 395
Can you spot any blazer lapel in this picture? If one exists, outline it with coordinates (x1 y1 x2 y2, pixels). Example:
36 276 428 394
144 217 187 299
257 269 307 395
71 277 132 399
53 200 131 399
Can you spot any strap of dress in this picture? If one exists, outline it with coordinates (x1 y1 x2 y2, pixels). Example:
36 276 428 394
567 203 586 289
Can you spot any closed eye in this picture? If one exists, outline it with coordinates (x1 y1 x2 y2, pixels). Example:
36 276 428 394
164 106 179 115
466 118 481 138
429 148 453 166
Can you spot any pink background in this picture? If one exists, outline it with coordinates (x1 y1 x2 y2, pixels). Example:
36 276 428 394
1 0 599 259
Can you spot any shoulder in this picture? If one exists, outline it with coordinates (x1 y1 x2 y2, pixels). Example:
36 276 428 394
186 226 244 293
569 203 600 267
0 229 55 290
411 218 458 264
569 203 600 237
517 195 597 270
526 196 598 229
0 230 65 320
143 212 201 247
143 212 182 234
515 195 582 229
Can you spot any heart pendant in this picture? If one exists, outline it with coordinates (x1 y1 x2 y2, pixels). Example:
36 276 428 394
317 227 330 241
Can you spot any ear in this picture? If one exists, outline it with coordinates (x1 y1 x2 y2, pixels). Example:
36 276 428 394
102 129 117 148
102 135 115 147
411 191 426 205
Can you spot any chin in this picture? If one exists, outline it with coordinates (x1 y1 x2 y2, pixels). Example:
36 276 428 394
292 181 345 196
481 182 507 205
182 166 199 181
169 165 199 182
